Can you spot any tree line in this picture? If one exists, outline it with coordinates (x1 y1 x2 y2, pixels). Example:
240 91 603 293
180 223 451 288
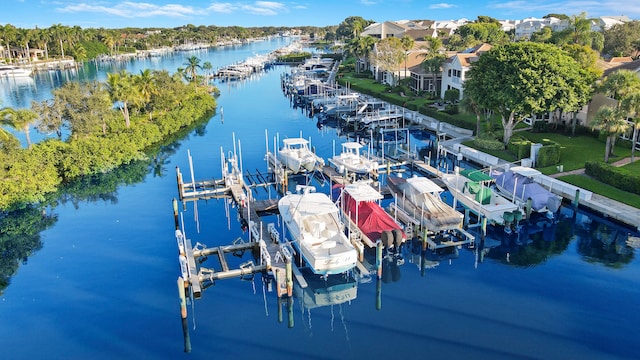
0 60 218 210
0 23 330 62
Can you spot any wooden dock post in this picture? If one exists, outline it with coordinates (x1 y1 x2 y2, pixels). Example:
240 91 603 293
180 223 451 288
177 277 191 353
285 257 293 297
175 167 184 200
173 198 179 230
376 241 383 279
376 278 382 310
481 217 487 242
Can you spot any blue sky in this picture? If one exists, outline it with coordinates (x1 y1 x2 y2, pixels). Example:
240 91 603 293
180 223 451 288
2 0 639 29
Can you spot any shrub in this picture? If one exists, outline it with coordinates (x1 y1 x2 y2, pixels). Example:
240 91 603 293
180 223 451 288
508 136 531 160
536 140 561 167
585 161 640 195
474 136 505 151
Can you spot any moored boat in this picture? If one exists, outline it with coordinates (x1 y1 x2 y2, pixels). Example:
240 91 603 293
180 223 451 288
441 171 521 227
278 137 324 173
329 141 379 176
491 166 562 218
278 186 357 275
0 65 32 77
386 175 464 232
337 181 406 261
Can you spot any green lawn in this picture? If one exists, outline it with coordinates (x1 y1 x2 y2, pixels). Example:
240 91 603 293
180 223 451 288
520 132 632 174
338 69 639 206
559 174 640 208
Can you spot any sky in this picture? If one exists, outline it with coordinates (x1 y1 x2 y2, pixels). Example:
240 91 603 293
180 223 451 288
2 0 639 29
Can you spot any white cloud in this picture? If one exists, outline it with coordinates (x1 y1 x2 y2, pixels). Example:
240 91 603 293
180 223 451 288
56 1 204 18
208 2 236 13
360 0 377 5
430 3 457 9
241 1 288 16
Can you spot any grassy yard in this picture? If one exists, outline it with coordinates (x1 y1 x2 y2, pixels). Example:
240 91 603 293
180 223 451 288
520 132 632 174
338 68 639 207
559 174 640 208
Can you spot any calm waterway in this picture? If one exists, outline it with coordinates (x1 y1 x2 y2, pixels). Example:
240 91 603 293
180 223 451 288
1 37 640 360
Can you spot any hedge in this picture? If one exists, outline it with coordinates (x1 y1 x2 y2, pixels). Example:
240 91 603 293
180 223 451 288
585 161 640 195
508 136 531 159
536 140 561 167
475 137 505 151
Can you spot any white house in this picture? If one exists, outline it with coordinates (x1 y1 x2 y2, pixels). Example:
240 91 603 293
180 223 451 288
440 43 492 100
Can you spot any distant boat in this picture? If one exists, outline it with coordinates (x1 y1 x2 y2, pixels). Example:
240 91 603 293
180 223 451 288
278 186 357 275
0 65 32 77
386 175 464 232
338 181 405 259
441 171 521 227
329 141 379 175
491 166 562 218
278 137 324 173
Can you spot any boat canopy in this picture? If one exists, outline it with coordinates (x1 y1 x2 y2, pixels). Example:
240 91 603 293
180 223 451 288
282 138 309 147
342 187 404 243
343 182 383 202
460 169 494 183
406 176 443 194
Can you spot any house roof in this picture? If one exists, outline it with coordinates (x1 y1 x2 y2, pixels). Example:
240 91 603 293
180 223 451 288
602 58 640 77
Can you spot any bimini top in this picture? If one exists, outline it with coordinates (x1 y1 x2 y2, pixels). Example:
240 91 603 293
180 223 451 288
282 138 309 146
460 168 494 183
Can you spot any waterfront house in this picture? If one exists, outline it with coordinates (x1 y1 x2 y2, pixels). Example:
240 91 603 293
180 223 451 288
439 43 492 100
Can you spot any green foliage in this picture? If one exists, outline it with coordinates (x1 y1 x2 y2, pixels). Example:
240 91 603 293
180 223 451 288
0 206 56 292
276 52 312 63
603 20 640 57
443 88 460 103
536 140 561 167
585 161 640 195
79 40 110 58
507 136 531 159
474 136 505 151
0 70 216 210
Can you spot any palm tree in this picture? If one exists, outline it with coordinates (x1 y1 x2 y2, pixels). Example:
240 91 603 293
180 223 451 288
106 70 138 128
134 69 158 119
599 69 640 154
1 24 18 63
419 37 445 97
400 35 415 80
592 106 630 163
202 61 213 81
49 24 68 58
183 56 202 84
3 108 39 149
0 106 16 141
621 92 640 162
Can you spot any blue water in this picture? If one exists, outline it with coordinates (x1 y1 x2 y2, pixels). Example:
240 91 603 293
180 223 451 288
1 38 640 360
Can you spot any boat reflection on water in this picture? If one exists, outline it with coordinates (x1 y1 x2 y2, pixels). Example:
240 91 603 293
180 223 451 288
475 207 638 268
279 267 358 330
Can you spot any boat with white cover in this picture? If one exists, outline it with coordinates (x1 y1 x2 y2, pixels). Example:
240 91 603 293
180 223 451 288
278 186 357 275
386 175 464 232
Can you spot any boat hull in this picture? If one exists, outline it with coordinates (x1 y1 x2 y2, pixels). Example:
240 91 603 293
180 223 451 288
278 191 357 275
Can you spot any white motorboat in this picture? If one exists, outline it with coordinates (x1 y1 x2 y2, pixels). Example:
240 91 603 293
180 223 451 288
278 138 324 173
386 175 464 232
329 141 379 175
441 172 521 226
0 65 32 77
278 186 357 275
